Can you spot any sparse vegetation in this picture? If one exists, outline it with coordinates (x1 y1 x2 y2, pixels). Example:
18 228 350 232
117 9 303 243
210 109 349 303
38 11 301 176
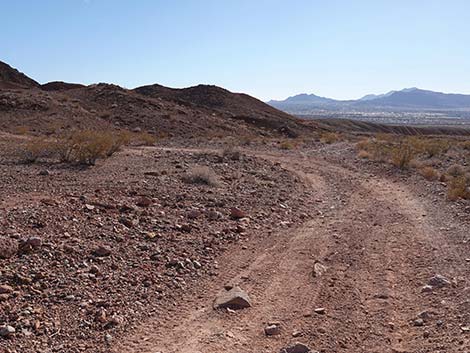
447 164 465 177
357 150 372 159
183 166 219 186
419 166 440 181
19 129 138 166
280 141 295 150
222 145 242 160
391 143 415 169
447 175 470 201
21 137 57 163
132 131 157 146
320 132 340 144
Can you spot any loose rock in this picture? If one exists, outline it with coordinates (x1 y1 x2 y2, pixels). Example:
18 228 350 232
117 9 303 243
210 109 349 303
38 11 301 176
0 325 16 338
265 323 281 336
213 286 252 310
93 245 112 257
280 342 313 353
427 274 450 288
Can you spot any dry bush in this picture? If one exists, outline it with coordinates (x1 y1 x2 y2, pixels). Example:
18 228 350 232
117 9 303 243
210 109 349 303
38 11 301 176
280 141 295 150
356 138 372 151
183 167 219 186
375 133 396 142
20 130 130 166
62 130 121 165
447 176 470 201
13 126 30 135
460 140 470 150
391 143 415 169
421 139 450 158
132 132 157 146
320 132 340 144
371 142 394 162
356 138 393 162
447 164 465 177
222 146 242 160
357 150 372 159
419 166 440 181
21 137 57 163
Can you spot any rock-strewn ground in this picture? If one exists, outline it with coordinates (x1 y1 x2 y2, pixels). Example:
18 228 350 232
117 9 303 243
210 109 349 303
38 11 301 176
1 135 470 353
0 136 314 353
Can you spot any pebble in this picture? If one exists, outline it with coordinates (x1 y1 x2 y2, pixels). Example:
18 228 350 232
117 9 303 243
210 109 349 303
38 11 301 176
265 324 281 336
0 325 16 338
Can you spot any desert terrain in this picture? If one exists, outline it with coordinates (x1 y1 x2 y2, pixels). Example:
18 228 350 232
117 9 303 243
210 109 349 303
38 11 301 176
1 61 470 353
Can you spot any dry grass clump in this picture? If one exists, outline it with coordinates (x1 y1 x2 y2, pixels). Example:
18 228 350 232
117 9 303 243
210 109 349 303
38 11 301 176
183 166 219 186
419 166 440 181
391 143 415 169
13 126 30 135
22 137 58 163
357 150 372 159
280 141 295 150
446 164 465 177
355 138 393 162
375 133 396 142
132 132 157 146
320 132 340 144
222 146 242 160
460 140 470 150
423 139 450 158
20 130 132 165
447 175 470 201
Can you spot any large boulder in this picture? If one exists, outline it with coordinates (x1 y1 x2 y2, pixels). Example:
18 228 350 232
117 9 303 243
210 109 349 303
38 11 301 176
213 286 252 310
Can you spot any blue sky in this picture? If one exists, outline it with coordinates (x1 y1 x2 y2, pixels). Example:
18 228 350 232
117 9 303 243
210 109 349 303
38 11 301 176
2 0 470 100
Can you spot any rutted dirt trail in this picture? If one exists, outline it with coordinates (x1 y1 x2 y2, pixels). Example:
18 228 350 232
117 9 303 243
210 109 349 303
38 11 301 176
114 149 470 353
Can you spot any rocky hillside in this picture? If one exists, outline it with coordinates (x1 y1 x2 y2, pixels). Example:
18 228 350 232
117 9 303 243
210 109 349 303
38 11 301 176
0 61 312 138
0 61 39 89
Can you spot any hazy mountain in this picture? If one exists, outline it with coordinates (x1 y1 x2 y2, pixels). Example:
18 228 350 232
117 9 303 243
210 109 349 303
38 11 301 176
270 88 470 113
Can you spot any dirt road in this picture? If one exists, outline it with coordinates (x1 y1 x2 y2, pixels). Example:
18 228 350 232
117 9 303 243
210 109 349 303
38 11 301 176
114 148 470 353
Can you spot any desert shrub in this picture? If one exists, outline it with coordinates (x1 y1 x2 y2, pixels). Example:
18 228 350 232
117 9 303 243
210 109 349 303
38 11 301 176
356 138 372 151
375 133 395 142
421 139 450 158
13 126 30 135
64 130 119 165
357 150 372 159
320 132 340 144
371 142 394 162
21 137 57 163
447 176 470 201
132 132 157 146
355 138 393 162
183 167 218 186
460 140 470 150
391 143 415 169
447 164 465 177
222 146 242 160
419 166 440 181
21 130 131 166
280 141 295 150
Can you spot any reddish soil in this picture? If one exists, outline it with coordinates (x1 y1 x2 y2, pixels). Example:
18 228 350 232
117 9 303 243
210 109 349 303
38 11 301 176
1 135 469 352
111 144 470 353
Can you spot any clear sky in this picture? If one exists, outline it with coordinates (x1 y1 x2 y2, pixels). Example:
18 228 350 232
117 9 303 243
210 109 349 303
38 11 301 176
2 0 470 101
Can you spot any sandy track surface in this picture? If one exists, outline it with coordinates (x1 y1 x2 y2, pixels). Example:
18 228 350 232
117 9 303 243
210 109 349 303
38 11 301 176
114 149 470 353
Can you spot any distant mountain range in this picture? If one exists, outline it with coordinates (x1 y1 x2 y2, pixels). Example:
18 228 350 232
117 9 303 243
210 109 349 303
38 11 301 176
268 88 470 113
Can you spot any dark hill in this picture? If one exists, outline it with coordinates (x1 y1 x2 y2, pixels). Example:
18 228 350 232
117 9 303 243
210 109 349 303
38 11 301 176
0 61 40 89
